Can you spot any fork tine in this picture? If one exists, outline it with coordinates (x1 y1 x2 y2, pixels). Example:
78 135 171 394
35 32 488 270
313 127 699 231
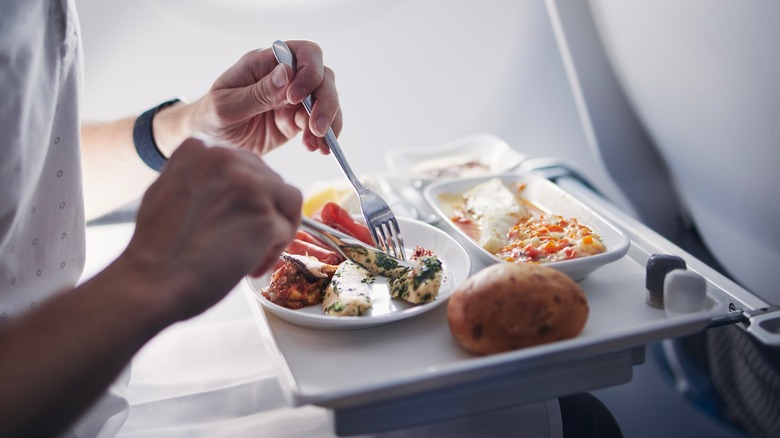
367 225 383 251
374 224 389 254
388 219 406 261
381 222 397 259
374 219 406 261
376 223 392 257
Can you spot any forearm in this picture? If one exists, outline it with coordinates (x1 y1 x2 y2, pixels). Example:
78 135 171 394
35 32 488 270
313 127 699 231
0 256 181 437
80 100 198 221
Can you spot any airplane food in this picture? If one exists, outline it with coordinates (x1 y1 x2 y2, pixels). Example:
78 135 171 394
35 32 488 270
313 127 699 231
450 178 606 263
261 203 443 317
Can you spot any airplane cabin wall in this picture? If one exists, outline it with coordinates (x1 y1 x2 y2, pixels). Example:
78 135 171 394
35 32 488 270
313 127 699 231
76 0 631 211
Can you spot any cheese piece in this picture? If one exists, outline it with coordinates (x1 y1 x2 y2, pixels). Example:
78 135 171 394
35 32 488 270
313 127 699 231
322 260 373 316
462 178 528 253
477 217 516 254
341 245 409 277
389 256 443 304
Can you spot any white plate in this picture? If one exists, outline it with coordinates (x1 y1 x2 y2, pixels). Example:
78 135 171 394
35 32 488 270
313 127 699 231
384 133 526 188
246 217 471 330
423 172 630 281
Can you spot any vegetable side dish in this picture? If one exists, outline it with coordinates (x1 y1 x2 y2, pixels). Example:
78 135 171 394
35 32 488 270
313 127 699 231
448 178 606 264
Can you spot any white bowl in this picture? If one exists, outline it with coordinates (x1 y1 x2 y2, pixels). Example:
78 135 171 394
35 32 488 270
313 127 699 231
423 172 630 281
384 133 526 188
246 217 471 330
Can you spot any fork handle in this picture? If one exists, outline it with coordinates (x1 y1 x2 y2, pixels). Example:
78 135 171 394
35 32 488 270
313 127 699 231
300 96 366 192
272 40 367 192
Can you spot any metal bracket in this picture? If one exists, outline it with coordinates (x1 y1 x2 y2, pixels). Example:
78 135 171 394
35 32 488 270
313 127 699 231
705 305 780 347
744 305 780 347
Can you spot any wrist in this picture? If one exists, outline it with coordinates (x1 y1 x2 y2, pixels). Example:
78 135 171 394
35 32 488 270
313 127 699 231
133 98 183 172
152 98 192 157
101 252 196 330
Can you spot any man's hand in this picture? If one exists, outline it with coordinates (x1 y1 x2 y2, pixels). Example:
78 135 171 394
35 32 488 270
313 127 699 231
81 40 340 220
0 138 301 436
191 40 342 155
121 138 302 321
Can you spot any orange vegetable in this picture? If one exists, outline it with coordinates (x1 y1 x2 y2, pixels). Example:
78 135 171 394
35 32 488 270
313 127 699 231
582 235 593 245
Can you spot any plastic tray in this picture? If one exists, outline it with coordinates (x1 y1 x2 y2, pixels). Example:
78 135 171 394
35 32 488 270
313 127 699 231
242 175 733 414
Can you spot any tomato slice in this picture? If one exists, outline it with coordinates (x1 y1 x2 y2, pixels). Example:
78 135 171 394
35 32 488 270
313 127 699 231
314 202 374 246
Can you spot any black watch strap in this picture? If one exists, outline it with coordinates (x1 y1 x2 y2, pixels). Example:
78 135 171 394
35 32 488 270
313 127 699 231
133 98 181 172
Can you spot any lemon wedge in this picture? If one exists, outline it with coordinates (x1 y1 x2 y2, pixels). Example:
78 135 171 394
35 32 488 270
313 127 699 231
302 186 352 217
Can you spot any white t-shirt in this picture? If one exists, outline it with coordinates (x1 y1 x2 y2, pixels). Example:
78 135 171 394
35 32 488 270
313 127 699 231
0 0 85 318
0 1 128 436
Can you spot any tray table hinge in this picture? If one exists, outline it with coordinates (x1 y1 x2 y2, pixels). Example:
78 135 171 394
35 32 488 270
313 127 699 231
708 305 780 347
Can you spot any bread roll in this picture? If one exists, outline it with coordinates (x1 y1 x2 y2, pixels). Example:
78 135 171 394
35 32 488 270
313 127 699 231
447 263 588 355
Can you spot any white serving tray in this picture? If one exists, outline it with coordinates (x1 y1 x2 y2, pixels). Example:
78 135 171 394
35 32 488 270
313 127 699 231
241 173 742 426
247 217 471 331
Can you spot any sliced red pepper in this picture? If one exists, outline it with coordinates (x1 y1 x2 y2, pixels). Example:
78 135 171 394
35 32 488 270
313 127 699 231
314 202 375 247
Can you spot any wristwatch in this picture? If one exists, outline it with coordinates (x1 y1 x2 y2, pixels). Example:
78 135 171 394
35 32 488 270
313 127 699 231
133 98 181 172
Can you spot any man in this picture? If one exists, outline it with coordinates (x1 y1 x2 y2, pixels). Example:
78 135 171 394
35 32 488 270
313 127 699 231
0 0 341 436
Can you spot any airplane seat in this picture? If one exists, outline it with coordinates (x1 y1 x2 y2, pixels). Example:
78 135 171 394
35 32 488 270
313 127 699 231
547 1 780 436
550 0 780 306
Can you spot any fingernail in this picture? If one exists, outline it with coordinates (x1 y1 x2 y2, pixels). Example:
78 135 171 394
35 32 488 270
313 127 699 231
314 117 329 136
271 65 288 88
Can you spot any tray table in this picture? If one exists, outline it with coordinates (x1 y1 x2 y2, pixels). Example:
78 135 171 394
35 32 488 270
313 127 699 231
242 171 775 435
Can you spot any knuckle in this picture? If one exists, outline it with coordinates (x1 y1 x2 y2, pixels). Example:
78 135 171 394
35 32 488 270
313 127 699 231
316 95 340 111
250 83 275 107
324 66 335 82
287 185 303 205
306 40 323 56
288 187 303 209
249 84 266 104
199 148 242 184
228 169 261 199
242 49 259 62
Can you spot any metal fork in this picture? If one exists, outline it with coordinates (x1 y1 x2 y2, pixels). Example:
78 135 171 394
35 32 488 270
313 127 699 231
300 217 413 275
272 40 407 260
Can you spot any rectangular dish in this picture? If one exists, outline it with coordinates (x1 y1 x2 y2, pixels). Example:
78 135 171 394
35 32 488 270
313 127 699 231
423 172 630 280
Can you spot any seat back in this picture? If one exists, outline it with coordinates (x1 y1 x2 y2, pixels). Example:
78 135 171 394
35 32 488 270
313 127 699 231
546 0 780 303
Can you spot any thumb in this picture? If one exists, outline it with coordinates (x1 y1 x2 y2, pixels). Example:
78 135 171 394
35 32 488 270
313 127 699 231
242 64 290 113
